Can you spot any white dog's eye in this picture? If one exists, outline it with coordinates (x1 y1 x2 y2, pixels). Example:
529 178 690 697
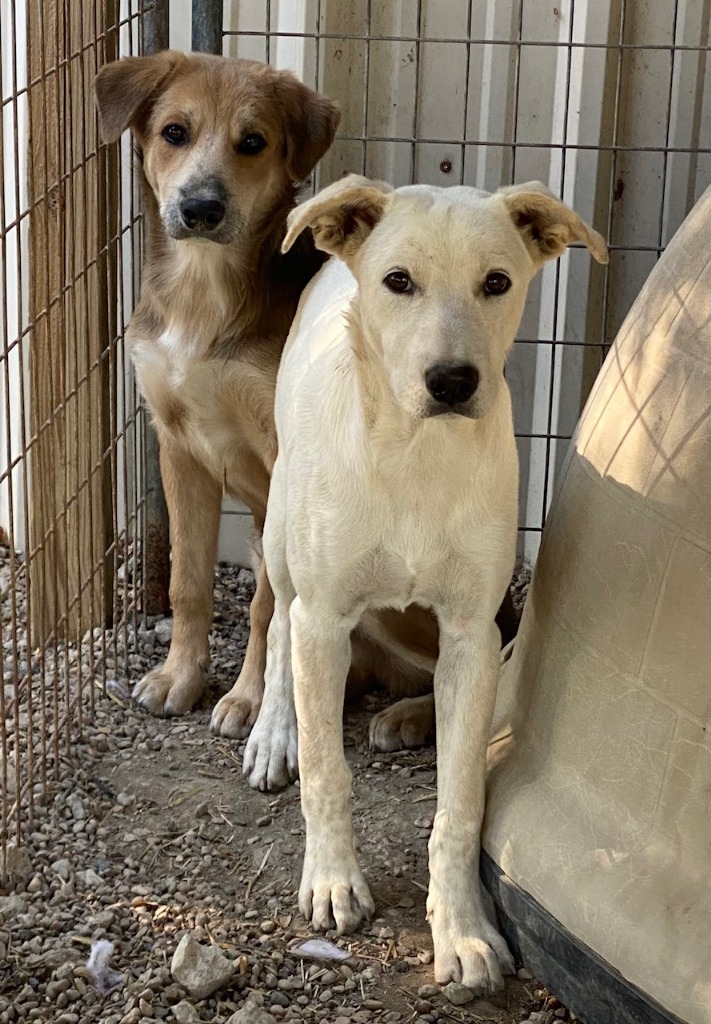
384 270 414 294
237 133 267 155
484 272 511 296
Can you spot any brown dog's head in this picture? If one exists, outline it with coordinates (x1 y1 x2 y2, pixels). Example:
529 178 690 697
95 51 340 246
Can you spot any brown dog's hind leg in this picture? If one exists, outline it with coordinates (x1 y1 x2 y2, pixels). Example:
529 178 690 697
368 588 521 752
211 555 273 738
133 439 221 716
369 694 435 752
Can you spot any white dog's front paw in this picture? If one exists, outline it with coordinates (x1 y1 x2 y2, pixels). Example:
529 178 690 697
299 845 374 934
242 698 298 792
427 895 514 994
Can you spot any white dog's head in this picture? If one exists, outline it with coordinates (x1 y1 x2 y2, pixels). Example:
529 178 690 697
283 175 608 420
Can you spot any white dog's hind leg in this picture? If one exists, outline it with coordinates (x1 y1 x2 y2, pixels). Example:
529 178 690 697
292 597 374 934
427 619 514 993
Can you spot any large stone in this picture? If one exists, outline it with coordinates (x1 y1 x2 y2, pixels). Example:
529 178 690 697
170 934 233 1000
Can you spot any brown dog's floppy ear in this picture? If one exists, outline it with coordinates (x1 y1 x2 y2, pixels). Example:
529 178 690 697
274 73 341 182
499 181 608 265
282 174 393 260
94 51 183 143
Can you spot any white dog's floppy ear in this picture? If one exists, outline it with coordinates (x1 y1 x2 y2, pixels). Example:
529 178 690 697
499 181 608 265
95 51 183 143
282 174 393 259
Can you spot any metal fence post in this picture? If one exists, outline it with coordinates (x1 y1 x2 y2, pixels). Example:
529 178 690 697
192 0 224 54
141 0 171 616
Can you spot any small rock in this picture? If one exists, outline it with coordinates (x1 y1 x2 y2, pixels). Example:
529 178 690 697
67 794 86 820
170 933 233 1000
79 869 104 888
269 991 289 1008
0 894 26 919
91 910 115 929
226 995 277 1024
172 1002 200 1024
417 984 440 999
27 874 44 893
444 982 475 1006
4 844 33 884
51 859 72 881
155 618 174 644
517 967 534 981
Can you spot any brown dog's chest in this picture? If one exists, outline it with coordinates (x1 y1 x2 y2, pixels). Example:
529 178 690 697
130 327 279 517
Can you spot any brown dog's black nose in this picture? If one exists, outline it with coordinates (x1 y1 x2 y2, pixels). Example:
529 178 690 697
425 363 479 406
180 198 225 231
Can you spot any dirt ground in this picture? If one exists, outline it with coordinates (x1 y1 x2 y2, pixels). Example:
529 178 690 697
95 689 564 1023
1 561 572 1024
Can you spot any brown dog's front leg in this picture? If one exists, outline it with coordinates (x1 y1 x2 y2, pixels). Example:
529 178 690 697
210 555 273 738
133 438 221 716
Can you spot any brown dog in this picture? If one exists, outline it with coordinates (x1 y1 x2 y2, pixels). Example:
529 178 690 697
95 51 340 736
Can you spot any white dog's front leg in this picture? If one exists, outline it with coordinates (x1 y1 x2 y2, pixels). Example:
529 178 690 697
427 619 514 993
243 592 298 792
291 597 374 934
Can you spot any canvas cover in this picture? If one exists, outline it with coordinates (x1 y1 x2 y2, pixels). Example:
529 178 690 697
484 185 711 1024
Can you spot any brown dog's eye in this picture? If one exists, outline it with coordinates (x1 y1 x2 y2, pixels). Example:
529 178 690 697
384 270 414 294
484 272 511 296
237 133 267 155
162 124 188 146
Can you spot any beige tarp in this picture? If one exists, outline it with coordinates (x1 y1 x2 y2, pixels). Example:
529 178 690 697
484 185 711 1024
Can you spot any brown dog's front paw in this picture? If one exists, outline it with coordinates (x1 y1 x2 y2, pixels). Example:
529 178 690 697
210 689 261 739
132 663 206 716
368 694 435 752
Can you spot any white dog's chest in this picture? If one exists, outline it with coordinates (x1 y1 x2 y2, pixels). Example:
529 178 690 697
303 476 513 615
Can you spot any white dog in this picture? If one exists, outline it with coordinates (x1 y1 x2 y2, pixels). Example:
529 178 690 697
246 175 607 992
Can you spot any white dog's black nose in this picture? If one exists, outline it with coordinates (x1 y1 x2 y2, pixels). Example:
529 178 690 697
425 363 479 406
180 197 226 231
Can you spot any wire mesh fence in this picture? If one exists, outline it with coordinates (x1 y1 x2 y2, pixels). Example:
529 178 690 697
0 1 169 878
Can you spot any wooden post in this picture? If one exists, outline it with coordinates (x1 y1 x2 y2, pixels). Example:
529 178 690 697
28 0 115 642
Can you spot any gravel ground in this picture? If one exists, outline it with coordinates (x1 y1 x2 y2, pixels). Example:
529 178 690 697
0 553 577 1024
